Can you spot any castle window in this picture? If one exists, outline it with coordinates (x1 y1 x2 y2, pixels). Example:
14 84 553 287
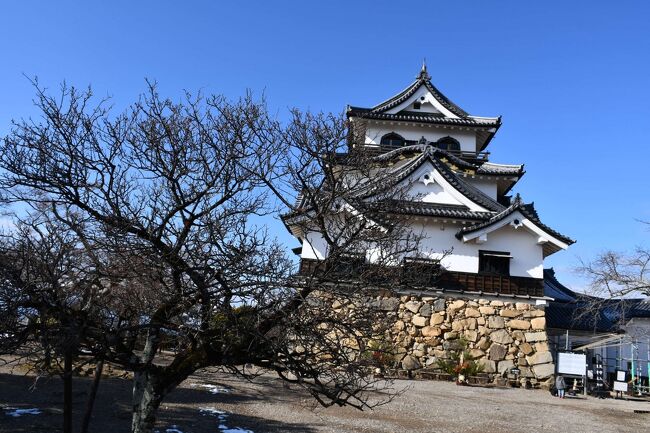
436 136 461 152
413 102 421 109
380 132 405 147
329 252 365 277
402 257 440 286
479 250 511 276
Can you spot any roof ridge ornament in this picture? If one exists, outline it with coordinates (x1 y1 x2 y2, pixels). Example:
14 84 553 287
418 59 431 81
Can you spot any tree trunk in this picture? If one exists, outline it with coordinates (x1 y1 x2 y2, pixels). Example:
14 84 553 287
131 369 163 433
63 348 73 433
80 359 104 433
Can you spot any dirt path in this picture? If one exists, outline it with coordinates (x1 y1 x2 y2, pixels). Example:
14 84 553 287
0 364 648 433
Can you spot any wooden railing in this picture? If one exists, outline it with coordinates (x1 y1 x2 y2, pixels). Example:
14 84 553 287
297 258 544 297
359 144 490 163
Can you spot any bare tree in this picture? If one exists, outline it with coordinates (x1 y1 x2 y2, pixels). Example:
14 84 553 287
576 222 650 330
0 208 104 433
0 82 427 432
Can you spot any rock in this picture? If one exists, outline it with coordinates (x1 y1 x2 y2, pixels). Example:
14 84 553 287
517 366 533 378
532 362 555 379
500 309 522 318
488 316 505 329
525 332 547 343
478 359 496 373
469 349 484 358
432 298 446 311
530 317 546 330
430 313 445 325
443 331 458 340
508 320 531 330
519 342 534 355
479 306 495 315
405 301 422 313
515 303 530 310
378 298 400 311
489 343 507 361
524 309 545 318
451 320 464 332
489 329 514 345
443 340 464 351
412 315 428 327
465 308 481 318
490 300 504 307
497 359 515 374
477 337 491 350
448 300 465 313
535 342 549 352
526 351 553 366
419 303 432 317
421 326 442 337
465 318 477 330
511 330 525 341
518 357 529 366
401 355 421 370
434 349 448 358
423 337 440 347
477 317 486 325
393 320 406 332
464 330 478 342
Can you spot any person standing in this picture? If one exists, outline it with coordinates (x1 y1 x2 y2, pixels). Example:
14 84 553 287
555 375 566 399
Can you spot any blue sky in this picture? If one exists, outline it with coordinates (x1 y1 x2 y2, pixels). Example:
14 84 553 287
1 1 649 290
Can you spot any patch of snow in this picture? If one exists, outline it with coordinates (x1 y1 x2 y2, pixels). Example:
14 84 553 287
199 406 253 433
5 408 42 417
199 407 227 417
196 383 232 394
154 427 184 433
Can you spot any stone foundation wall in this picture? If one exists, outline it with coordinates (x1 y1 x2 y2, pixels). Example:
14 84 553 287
374 295 555 383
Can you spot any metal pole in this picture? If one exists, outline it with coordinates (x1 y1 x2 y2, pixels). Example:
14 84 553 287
565 329 569 351
631 341 637 395
647 337 650 391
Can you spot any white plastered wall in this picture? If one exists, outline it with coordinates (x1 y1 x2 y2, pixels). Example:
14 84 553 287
364 124 477 153
466 178 498 200
301 219 545 279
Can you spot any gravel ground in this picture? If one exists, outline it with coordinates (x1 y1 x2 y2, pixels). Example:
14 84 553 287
0 364 648 433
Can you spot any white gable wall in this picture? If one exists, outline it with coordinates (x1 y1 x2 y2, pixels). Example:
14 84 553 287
385 85 458 118
400 161 489 212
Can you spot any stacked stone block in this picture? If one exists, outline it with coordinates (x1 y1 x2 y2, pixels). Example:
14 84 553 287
376 295 554 382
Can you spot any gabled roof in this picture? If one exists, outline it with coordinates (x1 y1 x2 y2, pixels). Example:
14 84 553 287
346 64 502 149
357 146 506 213
456 194 575 256
372 64 469 118
346 108 501 128
372 144 524 177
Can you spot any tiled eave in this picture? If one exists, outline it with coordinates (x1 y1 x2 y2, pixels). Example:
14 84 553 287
347 107 501 128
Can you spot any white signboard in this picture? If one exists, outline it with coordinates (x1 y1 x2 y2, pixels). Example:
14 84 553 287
616 370 626 382
614 381 628 392
557 352 586 376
